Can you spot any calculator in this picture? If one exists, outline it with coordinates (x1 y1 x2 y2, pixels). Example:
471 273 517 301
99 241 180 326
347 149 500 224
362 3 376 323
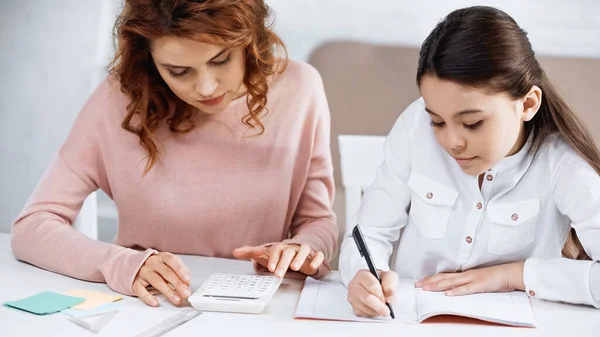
188 273 283 314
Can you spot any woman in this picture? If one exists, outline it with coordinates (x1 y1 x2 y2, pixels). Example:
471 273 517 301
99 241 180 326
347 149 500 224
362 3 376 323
12 0 337 307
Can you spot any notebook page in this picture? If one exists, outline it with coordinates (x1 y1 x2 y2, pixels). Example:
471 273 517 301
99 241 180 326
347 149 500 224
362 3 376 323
415 289 536 327
295 278 383 322
294 278 417 323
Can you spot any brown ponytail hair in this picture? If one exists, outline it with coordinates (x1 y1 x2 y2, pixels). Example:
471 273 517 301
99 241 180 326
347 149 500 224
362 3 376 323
416 6 596 260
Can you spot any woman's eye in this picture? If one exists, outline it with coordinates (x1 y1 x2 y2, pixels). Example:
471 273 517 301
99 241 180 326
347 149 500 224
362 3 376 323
210 53 232 66
168 68 189 78
464 121 483 130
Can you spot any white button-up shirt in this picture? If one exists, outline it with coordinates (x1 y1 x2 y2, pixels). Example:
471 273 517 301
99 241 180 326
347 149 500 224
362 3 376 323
339 98 600 308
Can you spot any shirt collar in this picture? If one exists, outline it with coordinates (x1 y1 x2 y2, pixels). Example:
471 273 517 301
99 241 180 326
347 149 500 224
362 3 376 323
489 131 535 174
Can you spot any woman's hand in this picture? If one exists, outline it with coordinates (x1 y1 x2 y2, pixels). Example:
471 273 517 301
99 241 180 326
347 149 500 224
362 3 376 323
232 243 325 277
347 269 398 318
132 252 192 307
415 262 525 296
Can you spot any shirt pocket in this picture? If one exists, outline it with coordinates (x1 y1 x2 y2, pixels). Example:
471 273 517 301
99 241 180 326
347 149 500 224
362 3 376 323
407 172 459 239
486 199 540 255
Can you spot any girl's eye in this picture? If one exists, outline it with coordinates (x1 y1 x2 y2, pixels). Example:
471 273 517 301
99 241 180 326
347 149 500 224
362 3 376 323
430 121 445 128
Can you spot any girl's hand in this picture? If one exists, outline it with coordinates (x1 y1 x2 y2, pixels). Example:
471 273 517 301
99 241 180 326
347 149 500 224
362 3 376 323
415 262 525 296
347 269 398 318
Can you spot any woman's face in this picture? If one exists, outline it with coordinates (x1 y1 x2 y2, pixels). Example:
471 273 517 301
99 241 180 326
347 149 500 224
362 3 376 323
151 36 246 115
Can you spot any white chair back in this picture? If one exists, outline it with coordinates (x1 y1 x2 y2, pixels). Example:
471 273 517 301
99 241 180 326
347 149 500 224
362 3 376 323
338 135 386 232
74 192 98 239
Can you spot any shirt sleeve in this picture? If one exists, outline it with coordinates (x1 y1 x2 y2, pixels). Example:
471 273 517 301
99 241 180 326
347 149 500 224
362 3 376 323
338 100 420 286
591 262 600 307
524 150 600 308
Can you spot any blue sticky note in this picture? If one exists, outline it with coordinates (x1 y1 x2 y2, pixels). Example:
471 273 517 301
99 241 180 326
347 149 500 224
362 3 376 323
3 291 86 315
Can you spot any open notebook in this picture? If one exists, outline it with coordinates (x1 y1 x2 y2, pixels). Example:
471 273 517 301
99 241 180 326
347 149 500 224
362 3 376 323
295 277 536 327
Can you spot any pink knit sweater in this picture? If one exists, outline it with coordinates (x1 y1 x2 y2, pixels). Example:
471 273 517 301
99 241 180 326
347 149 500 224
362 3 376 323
11 60 337 296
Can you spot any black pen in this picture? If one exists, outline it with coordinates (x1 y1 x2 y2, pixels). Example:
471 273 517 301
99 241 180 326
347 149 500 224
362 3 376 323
351 224 395 319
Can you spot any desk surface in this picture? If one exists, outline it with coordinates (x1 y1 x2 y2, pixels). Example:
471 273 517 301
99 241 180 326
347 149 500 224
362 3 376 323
1 233 599 337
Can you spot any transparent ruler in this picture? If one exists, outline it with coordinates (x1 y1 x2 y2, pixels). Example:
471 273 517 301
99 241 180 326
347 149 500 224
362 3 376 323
135 308 202 337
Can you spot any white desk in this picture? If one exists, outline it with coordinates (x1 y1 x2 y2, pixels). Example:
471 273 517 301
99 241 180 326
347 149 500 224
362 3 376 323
1 233 599 337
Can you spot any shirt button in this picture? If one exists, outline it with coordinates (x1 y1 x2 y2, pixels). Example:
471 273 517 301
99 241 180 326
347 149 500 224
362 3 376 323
426 192 433 199
476 202 482 210
511 213 519 221
486 175 493 181
529 290 536 297
466 236 473 244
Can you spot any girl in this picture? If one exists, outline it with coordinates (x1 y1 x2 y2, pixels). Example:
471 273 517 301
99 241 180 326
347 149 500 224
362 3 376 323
340 6 599 318
12 0 337 307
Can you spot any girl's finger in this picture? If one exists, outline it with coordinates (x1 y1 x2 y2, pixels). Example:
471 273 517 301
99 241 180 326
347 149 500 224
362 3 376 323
426 274 471 292
417 272 459 288
360 292 390 317
351 298 381 317
445 282 481 296
353 307 371 318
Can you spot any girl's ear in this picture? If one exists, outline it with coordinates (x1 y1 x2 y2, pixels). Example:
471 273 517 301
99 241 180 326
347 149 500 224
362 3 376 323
521 85 542 122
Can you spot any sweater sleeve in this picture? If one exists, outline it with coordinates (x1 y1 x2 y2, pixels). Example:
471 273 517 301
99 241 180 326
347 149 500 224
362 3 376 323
284 67 337 277
11 78 156 296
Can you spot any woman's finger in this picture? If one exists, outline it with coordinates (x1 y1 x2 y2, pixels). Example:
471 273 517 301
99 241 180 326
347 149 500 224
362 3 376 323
274 246 297 277
267 244 286 272
234 246 270 263
133 279 159 307
155 262 192 299
161 253 192 286
232 246 257 260
145 270 182 305
309 251 324 270
290 244 311 271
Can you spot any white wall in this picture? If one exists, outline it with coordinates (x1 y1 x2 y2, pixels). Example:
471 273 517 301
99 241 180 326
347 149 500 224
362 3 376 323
0 0 116 234
1 0 599 237
267 0 600 60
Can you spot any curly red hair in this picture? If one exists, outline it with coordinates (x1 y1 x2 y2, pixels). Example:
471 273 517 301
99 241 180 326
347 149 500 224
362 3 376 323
108 0 287 173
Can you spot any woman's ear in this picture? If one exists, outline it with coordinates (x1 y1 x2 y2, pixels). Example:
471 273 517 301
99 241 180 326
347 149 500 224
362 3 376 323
521 85 542 122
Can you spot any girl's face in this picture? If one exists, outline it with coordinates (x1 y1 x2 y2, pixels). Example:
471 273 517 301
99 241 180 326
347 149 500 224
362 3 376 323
151 36 246 115
419 75 541 176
